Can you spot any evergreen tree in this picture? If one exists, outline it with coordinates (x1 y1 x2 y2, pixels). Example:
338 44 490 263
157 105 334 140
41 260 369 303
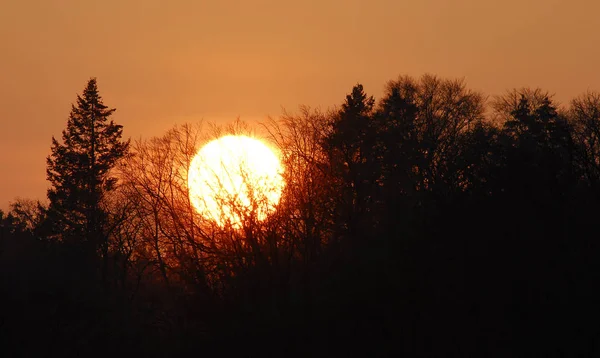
323 84 376 242
46 78 129 258
374 82 420 238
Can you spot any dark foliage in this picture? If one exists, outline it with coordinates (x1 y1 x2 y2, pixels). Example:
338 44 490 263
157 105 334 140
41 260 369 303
2 76 600 357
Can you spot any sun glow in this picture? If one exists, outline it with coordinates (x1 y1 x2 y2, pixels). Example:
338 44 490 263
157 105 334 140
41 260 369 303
188 135 284 228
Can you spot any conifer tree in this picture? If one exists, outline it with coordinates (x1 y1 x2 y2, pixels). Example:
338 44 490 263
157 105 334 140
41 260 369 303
46 78 129 258
323 84 377 243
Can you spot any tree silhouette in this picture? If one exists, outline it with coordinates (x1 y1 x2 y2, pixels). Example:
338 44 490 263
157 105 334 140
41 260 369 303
323 84 378 246
46 78 129 278
500 94 574 211
570 91 600 185
5 72 600 357
4 198 46 236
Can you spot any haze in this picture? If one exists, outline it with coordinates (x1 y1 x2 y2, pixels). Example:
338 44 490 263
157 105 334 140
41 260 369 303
1 0 599 209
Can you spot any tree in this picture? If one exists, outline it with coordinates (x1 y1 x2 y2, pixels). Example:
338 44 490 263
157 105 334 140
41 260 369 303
322 84 377 244
266 107 334 265
5 198 46 236
46 78 129 266
491 88 552 125
493 90 574 188
569 91 600 185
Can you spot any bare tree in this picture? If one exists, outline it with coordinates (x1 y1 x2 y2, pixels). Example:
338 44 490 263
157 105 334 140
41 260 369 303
265 107 335 262
569 91 600 184
383 74 486 196
263 107 340 319
5 198 47 236
111 121 295 305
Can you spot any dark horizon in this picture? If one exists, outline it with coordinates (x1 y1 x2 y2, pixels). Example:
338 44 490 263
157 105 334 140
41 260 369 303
2 73 600 356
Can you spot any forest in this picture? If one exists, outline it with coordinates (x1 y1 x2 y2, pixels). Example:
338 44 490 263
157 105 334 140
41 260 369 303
1 74 600 357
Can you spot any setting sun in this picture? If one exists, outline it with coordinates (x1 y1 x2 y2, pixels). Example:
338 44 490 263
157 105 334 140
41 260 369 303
188 135 284 228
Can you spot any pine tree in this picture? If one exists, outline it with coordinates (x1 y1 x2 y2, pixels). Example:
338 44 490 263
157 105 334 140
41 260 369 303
323 84 377 244
46 78 129 258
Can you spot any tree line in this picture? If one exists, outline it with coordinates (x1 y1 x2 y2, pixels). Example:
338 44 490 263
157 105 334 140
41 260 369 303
1 75 600 356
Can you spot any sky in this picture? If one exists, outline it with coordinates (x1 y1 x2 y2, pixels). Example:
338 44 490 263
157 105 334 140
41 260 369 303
1 0 599 209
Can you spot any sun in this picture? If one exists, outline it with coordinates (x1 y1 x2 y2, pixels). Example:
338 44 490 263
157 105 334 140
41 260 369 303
188 135 284 228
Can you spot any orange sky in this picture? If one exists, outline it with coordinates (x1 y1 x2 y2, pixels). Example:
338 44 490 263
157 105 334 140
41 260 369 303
1 0 599 209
